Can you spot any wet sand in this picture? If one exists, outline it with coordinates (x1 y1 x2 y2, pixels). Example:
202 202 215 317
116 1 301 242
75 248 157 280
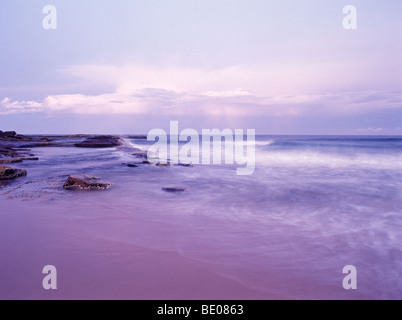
0 200 277 300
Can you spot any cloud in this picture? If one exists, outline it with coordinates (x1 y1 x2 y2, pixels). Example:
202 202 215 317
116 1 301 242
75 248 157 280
0 97 43 115
61 61 393 96
356 128 384 134
1 63 402 117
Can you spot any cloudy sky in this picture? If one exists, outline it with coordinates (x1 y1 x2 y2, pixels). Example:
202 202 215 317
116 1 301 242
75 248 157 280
0 0 401 134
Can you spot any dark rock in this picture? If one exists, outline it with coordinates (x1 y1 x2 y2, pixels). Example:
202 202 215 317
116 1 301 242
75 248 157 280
0 131 29 141
0 159 23 164
162 188 186 193
176 163 194 167
14 134 31 141
142 161 152 165
132 152 149 159
4 131 17 138
127 164 139 168
156 163 170 167
17 144 37 149
0 148 11 156
128 135 147 140
75 136 122 148
0 148 20 158
0 145 39 163
20 157 39 161
63 175 112 190
0 165 27 180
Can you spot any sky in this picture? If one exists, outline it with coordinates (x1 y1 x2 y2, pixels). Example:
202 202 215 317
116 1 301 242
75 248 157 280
0 0 401 134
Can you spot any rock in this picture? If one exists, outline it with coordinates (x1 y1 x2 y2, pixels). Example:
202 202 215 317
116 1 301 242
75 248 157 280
128 135 147 140
4 131 17 138
0 148 12 156
0 136 31 144
142 161 152 165
162 188 186 193
63 175 112 190
75 136 122 148
0 145 39 163
0 165 27 180
156 163 170 167
0 159 23 164
122 162 139 167
0 131 30 141
14 134 31 141
0 148 21 158
176 163 194 167
132 152 149 159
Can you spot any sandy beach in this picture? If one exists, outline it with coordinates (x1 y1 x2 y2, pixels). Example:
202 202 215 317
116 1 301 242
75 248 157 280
0 200 278 300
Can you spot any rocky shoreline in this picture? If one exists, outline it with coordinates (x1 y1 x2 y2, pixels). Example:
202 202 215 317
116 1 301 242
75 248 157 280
0 130 189 196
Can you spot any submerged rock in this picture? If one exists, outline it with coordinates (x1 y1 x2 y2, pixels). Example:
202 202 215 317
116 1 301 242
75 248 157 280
0 145 36 163
39 137 53 142
0 159 23 164
0 165 27 180
156 162 170 167
132 152 149 159
19 142 56 148
176 163 194 167
75 136 122 148
127 164 139 168
162 188 186 193
63 175 112 190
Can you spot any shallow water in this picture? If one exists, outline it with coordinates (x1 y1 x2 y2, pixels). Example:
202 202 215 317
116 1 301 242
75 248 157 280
1 135 402 299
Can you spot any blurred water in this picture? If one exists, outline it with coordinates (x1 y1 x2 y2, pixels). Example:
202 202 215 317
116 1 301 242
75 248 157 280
2 135 402 299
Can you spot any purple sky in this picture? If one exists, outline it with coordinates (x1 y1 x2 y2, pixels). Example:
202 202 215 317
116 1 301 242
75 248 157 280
0 0 401 134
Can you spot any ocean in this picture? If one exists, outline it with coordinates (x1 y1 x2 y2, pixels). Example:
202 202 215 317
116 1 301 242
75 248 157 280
1 135 402 299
